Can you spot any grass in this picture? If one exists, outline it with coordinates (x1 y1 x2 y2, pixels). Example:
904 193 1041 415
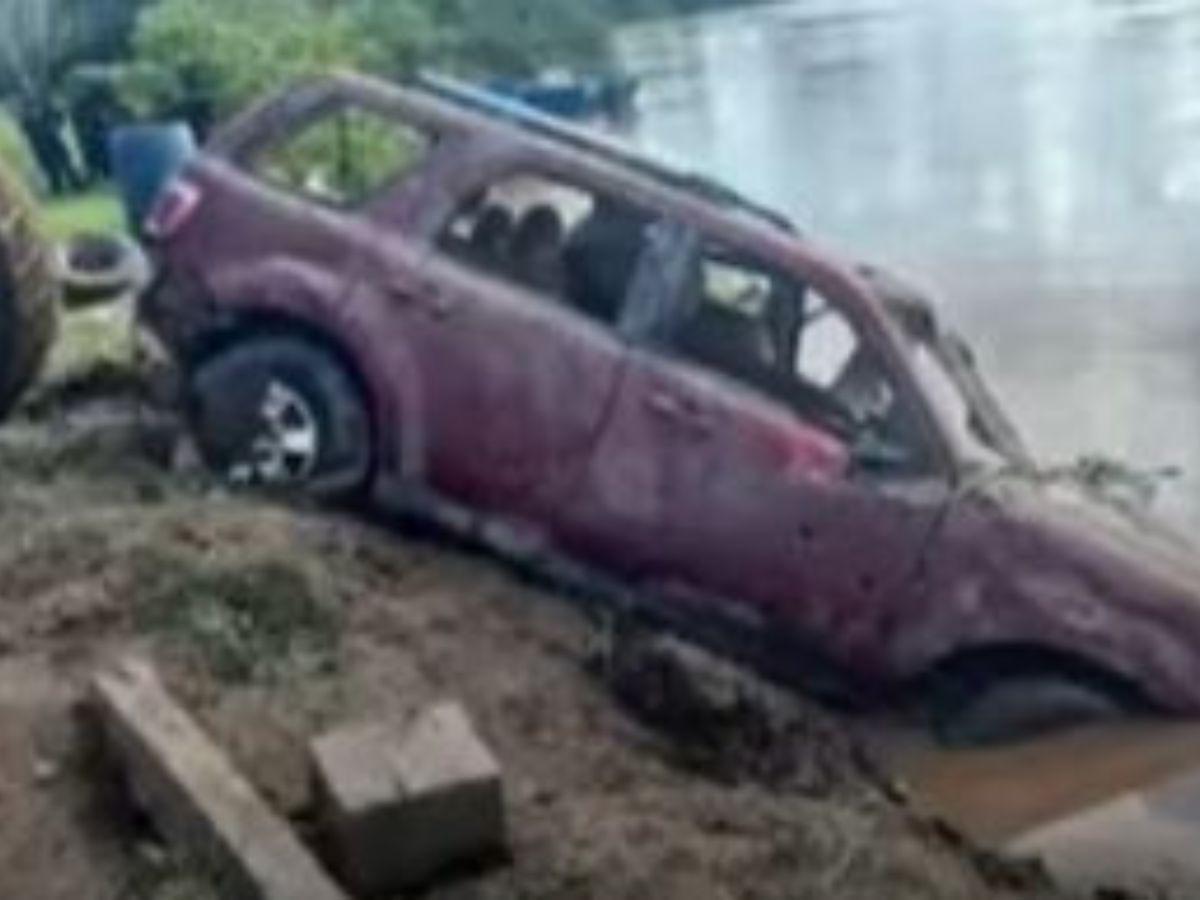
0 109 127 240
40 188 127 241
134 550 342 684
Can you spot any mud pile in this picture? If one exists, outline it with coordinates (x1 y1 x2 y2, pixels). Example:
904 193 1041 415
0 379 1069 899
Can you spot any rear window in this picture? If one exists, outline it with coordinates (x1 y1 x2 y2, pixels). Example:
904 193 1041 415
249 103 430 207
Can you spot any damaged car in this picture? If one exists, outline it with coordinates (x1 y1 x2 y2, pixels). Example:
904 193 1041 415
136 72 1200 743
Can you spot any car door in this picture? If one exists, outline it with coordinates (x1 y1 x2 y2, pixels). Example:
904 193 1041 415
366 170 630 532
571 226 951 678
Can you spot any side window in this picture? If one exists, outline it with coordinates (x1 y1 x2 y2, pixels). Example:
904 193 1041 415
437 172 653 326
676 246 920 468
250 104 430 207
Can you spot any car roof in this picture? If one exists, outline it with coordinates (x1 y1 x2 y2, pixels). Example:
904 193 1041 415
413 73 797 235
214 71 797 239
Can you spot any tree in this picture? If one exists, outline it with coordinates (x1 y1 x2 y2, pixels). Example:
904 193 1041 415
126 0 362 125
349 0 434 78
0 0 145 101
422 0 608 77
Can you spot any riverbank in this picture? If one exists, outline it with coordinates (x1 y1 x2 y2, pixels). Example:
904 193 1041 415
0 346 1066 899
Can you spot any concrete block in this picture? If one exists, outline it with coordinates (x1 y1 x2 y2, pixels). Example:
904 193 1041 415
92 656 346 900
1010 765 1200 895
312 702 505 896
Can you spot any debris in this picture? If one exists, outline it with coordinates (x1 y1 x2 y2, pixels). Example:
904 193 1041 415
32 755 59 785
91 655 347 900
312 701 506 896
1010 763 1200 895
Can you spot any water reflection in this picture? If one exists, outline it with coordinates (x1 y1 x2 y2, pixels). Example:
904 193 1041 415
618 0 1200 531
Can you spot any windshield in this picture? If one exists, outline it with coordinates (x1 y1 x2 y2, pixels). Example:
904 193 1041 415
860 265 1031 471
906 337 1008 469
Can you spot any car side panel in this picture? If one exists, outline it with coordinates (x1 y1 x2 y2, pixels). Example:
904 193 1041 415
160 159 369 290
890 484 1200 712
354 243 627 525
566 350 951 680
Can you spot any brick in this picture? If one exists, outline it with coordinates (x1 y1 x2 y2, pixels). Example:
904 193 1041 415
92 657 346 900
312 702 505 896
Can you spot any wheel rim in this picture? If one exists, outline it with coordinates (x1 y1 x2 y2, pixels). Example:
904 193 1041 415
228 379 319 486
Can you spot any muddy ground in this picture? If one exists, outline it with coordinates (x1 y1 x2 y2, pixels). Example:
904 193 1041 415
0 326 1080 899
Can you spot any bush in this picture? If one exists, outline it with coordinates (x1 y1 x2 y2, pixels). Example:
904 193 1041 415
422 0 608 77
124 0 362 121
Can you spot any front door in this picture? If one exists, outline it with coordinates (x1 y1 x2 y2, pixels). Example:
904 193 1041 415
575 231 951 679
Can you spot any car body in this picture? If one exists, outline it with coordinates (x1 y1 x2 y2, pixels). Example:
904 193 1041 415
137 72 1200 732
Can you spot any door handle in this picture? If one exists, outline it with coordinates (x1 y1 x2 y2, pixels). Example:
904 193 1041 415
388 278 460 319
646 390 714 437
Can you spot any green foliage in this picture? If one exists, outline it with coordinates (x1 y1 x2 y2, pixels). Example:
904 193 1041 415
119 0 759 124
255 107 428 207
350 0 435 76
41 188 125 239
126 0 361 119
423 0 608 77
135 550 341 683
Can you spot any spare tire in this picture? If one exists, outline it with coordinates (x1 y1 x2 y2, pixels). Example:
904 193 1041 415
0 165 58 420
57 232 147 310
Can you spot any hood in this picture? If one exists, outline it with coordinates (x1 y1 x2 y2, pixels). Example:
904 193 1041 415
955 471 1200 712
980 470 1200 613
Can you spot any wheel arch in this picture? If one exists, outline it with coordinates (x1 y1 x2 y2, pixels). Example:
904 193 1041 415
913 641 1155 712
181 294 429 486
185 308 389 483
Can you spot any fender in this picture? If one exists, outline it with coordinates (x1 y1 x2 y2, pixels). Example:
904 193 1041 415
204 257 431 485
886 488 1200 713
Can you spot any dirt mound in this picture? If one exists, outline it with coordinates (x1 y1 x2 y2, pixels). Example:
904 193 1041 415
0 164 58 420
0 392 1068 899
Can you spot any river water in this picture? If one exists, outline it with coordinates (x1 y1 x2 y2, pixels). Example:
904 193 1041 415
618 0 1200 532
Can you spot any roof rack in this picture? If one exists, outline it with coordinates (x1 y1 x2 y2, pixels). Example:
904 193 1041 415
415 72 795 234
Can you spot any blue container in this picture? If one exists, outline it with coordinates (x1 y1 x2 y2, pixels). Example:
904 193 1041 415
484 76 638 121
109 122 197 232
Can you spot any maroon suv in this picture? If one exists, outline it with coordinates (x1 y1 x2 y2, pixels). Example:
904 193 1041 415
139 72 1200 742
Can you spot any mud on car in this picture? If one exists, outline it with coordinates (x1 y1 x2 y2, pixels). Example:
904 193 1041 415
137 72 1200 743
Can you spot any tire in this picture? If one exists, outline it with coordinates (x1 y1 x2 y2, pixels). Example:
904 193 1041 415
929 670 1133 747
189 335 370 500
0 166 58 421
57 232 148 310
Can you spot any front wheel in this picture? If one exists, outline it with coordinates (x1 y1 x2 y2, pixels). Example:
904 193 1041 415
928 670 1137 747
189 335 370 500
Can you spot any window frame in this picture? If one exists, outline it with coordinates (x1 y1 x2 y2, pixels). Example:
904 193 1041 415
235 93 436 213
651 224 942 473
429 162 675 340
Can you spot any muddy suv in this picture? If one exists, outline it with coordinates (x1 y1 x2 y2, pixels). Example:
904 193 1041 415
139 72 1200 742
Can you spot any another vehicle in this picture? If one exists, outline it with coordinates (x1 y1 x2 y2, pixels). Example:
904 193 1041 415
0 162 57 420
137 72 1200 742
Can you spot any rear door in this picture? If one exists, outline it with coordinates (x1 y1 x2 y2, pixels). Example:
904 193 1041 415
370 169 631 528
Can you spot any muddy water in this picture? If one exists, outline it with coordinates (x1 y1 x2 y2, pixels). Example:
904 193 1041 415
616 1 1200 856
618 0 1200 533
